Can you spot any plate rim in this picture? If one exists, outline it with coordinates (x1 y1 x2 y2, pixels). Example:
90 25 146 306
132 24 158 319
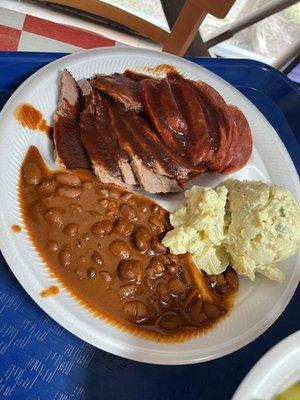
232 330 300 399
0 47 299 365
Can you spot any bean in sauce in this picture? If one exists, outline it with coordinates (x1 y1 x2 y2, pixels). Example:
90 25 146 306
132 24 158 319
123 300 148 322
110 240 131 259
47 240 59 252
133 227 151 252
20 146 238 342
55 173 81 187
118 260 142 283
91 220 113 237
120 204 138 222
114 217 134 236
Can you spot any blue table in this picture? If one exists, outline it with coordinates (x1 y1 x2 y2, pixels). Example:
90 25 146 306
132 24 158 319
0 53 299 400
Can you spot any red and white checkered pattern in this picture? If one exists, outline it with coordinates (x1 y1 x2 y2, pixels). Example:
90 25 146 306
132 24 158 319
0 8 118 52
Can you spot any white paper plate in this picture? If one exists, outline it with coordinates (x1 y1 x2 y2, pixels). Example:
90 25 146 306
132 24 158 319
232 331 300 400
0 47 299 365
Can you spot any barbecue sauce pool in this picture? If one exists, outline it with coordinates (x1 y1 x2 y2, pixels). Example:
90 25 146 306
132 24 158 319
14 103 52 138
11 224 21 232
19 146 238 342
40 285 59 297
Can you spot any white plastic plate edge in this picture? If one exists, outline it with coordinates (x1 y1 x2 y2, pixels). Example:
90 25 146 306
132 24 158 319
0 47 299 365
232 331 300 400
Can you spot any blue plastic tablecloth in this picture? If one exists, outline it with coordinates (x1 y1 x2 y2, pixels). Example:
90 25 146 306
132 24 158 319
0 53 299 400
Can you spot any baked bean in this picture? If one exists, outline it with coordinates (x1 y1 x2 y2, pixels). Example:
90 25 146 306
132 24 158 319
190 299 207 323
158 313 181 331
144 277 155 291
123 300 148 322
88 210 102 219
99 199 118 218
23 163 41 185
118 260 142 283
150 238 167 254
121 192 133 202
224 268 238 290
109 240 131 259
217 274 226 285
150 257 165 274
168 278 188 296
126 197 137 207
55 173 81 187
39 179 56 196
151 204 160 213
82 181 93 190
91 220 113 237
138 202 149 213
215 284 231 296
146 258 165 279
114 217 134 236
206 274 217 288
108 199 118 210
106 209 118 222
120 204 138 221
63 223 78 237
97 189 109 197
145 267 155 280
107 210 119 219
156 282 171 305
211 274 230 294
109 189 120 199
44 207 64 226
92 251 103 265
57 186 82 198
148 216 165 234
133 227 151 252
98 199 110 208
118 284 137 300
203 303 220 319
46 240 59 252
59 244 72 267
99 271 112 287
69 204 83 213
87 268 96 278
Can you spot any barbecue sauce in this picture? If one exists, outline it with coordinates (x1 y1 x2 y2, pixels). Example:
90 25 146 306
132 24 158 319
14 103 52 138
